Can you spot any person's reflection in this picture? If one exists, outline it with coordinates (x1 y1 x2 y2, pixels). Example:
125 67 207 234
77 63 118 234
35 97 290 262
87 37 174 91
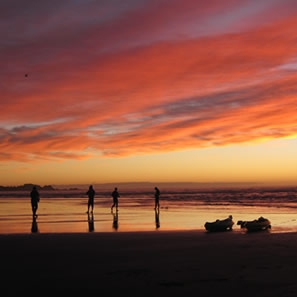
112 210 119 230
155 208 160 229
31 216 39 233
88 212 94 232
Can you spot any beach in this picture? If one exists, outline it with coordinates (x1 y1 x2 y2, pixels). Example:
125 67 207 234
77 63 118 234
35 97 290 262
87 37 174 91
2 230 297 296
2 188 297 295
2 193 297 234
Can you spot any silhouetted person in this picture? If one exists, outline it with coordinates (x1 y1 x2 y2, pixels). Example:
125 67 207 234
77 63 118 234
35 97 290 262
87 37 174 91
155 208 160 229
30 186 40 217
112 211 119 230
111 187 120 212
154 187 160 210
88 212 94 232
86 185 95 213
31 216 39 233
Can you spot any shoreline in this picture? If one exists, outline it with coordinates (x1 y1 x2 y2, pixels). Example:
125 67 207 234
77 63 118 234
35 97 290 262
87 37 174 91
2 230 297 295
2 197 297 234
0 227 295 235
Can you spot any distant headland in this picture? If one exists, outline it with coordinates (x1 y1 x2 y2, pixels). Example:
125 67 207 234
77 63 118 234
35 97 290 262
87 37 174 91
0 184 55 191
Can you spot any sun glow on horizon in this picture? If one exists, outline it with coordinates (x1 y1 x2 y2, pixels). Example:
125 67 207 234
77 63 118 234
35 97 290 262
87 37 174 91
1 1 297 186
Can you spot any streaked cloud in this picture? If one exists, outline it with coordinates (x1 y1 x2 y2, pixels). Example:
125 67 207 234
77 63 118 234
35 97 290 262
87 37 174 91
1 0 297 162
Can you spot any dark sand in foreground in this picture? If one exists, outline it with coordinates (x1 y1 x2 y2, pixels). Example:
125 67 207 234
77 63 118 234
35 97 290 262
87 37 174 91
2 230 297 296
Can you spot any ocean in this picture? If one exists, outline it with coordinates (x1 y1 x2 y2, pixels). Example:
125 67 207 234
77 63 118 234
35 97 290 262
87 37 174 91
1 185 297 234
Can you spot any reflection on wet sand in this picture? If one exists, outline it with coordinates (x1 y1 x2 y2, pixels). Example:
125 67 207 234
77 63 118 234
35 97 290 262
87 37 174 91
1 197 297 234
112 210 118 230
31 216 39 233
88 213 94 232
155 208 160 229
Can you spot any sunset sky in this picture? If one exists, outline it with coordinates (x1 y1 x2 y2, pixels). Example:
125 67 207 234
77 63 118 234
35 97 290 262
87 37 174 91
1 0 297 187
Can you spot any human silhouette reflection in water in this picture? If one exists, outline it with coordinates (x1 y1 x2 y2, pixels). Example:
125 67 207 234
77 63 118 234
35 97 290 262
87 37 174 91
112 210 119 230
155 208 160 229
88 212 94 232
31 216 39 233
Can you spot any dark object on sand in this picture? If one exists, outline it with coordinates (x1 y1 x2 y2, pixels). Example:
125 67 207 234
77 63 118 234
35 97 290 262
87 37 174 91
204 215 234 232
237 216 271 232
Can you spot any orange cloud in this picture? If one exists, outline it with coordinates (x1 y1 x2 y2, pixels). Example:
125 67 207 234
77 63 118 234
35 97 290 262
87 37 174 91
1 1 297 162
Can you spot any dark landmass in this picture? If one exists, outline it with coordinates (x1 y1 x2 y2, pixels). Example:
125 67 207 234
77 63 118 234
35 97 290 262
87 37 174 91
0 183 55 191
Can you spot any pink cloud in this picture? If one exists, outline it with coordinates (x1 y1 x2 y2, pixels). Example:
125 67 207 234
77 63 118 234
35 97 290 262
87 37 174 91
1 1 297 162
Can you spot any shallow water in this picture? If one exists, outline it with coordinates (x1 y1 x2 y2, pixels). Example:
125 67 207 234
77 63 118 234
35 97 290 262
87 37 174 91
1 194 297 234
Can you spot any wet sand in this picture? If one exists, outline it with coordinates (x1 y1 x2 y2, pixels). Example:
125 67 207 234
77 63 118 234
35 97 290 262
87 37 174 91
2 197 297 234
2 230 297 296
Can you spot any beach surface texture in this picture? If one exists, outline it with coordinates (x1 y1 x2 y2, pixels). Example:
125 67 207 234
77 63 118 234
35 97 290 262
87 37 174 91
2 230 297 296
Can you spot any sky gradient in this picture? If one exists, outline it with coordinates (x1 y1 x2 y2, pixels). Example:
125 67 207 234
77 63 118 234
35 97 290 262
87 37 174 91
1 0 297 186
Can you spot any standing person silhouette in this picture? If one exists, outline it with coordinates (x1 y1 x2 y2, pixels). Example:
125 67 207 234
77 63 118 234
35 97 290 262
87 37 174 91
30 186 40 218
111 187 120 212
86 185 95 213
154 186 160 210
